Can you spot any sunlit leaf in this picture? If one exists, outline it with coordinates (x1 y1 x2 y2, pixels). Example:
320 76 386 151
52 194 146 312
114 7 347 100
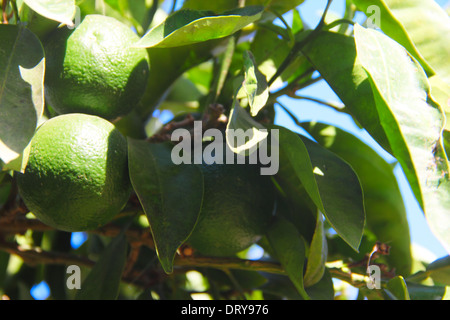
23 0 76 26
426 255 450 286
301 31 391 153
304 213 327 287
0 25 45 171
353 0 450 84
354 24 450 255
351 0 434 77
386 276 411 300
226 96 268 156
135 6 263 48
242 50 269 116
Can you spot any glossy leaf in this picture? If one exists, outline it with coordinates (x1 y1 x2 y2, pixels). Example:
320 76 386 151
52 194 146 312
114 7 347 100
247 0 305 16
354 24 450 255
301 31 391 153
75 232 127 300
429 75 450 132
135 6 263 48
242 50 269 117
444 131 450 158
128 139 204 274
183 0 305 17
302 122 412 275
353 0 450 84
386 276 411 300
351 0 434 77
23 0 76 26
273 125 365 251
226 95 268 156
266 216 309 299
305 269 335 300
182 0 238 12
304 213 327 287
0 25 45 171
425 255 450 286
405 282 446 300
204 36 236 107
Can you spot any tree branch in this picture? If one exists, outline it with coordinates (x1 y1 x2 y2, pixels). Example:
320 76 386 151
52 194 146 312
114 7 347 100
174 256 286 275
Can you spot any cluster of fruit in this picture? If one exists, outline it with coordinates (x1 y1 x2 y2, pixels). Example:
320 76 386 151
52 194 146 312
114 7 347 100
17 15 276 258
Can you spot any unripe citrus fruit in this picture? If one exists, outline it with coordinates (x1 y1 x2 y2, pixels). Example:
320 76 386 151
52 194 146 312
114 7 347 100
44 14 150 120
16 114 131 232
187 158 276 257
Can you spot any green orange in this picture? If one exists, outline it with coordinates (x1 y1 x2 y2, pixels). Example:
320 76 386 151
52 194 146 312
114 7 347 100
44 14 150 120
16 114 131 232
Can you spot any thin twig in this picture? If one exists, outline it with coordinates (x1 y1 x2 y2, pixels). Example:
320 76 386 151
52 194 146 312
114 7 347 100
267 72 322 105
174 256 286 274
267 0 333 86
276 100 303 127
288 94 345 111
0 239 163 288
0 239 95 268
170 0 177 14
0 217 156 249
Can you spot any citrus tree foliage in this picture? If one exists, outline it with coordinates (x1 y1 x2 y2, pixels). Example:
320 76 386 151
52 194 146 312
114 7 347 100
0 0 449 301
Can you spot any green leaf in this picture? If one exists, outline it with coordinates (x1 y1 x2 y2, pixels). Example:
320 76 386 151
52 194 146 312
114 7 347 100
75 232 128 300
354 24 450 255
274 160 317 243
304 213 327 287
353 0 450 84
386 276 411 300
351 0 435 77
183 0 305 17
247 0 305 16
204 36 236 107
273 125 365 251
23 0 76 26
242 50 269 116
226 95 269 156
182 0 239 12
128 139 204 274
305 269 335 300
19 4 60 41
301 31 391 153
266 216 309 299
0 25 45 171
405 281 446 300
425 255 450 286
444 131 450 158
429 75 450 132
135 6 264 48
302 122 412 276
